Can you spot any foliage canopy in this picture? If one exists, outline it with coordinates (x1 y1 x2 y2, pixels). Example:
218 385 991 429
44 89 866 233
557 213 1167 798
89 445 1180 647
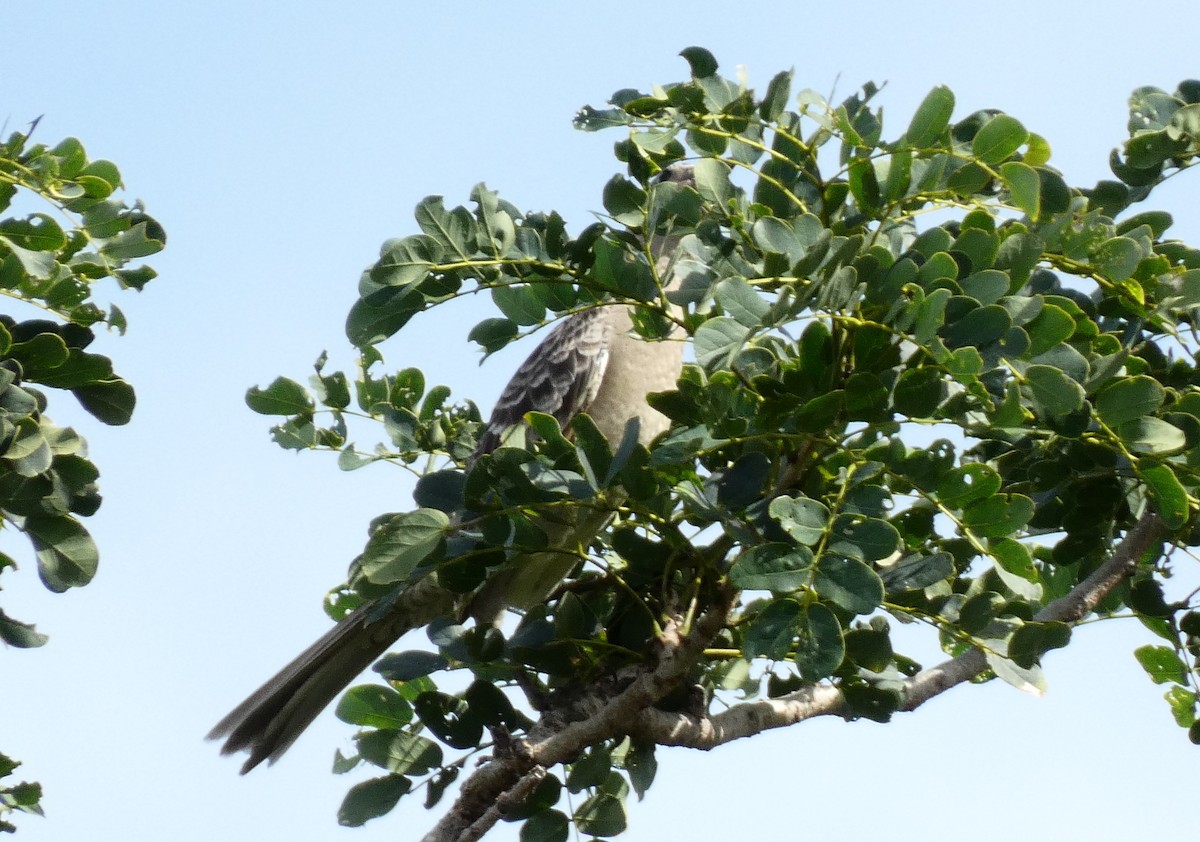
248 49 1200 840
0 122 164 831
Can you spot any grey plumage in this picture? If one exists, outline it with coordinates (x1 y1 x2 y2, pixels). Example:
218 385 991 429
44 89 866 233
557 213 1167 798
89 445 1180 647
210 165 693 772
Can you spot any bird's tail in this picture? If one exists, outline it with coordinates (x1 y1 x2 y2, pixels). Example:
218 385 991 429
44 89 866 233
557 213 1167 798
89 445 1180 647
208 577 454 773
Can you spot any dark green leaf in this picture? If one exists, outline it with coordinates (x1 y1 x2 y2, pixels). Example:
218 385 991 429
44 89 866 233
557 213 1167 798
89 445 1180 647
729 544 813 592
892 367 945 417
829 514 900 562
936 464 1001 508
337 775 410 827
679 46 718 78
521 810 569 842
26 514 98 592
335 684 414 728
796 604 844 681
0 607 48 648
73 378 135 425
356 729 443 775
246 377 313 415
574 791 627 838
1008 621 1071 669
1025 364 1085 418
769 495 829 546
743 598 803 660
880 552 953 592
373 650 449 682
358 509 449 585
962 494 1034 539
813 554 884 614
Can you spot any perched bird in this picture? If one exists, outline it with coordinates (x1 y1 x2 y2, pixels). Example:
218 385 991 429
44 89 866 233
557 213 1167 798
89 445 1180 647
209 165 694 772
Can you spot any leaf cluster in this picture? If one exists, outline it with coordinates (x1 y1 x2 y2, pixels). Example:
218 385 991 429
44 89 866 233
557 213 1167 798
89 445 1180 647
0 123 162 831
254 49 1200 839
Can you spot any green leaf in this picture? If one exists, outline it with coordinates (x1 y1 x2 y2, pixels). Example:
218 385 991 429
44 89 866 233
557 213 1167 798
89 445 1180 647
906 86 955 147
1117 417 1187 455
768 494 829 545
1135 644 1189 686
0 607 48 648
99 221 164 260
374 649 450 681
358 509 449 585
1095 376 1165 426
3 421 52 477
492 284 547 326
843 628 893 671
1008 621 1071 669
718 452 770 507
989 537 1042 600
1025 364 1085 418
679 46 718 78
468 317 519 355
743 598 804 660
972 114 1028 164
813 554 884 614
25 514 99 592
694 316 749 370
505 775 563 822
521 810 569 842
1092 237 1142 282
936 464 1001 508
1137 461 1189 530
574 791 627 838
1000 161 1041 219
246 377 314 415
372 235 441 288
335 684 414 729
729 543 813 592
829 514 900 562
1164 686 1197 728
879 552 953 592
567 747 612 792
412 691 484 749
0 213 66 251
793 603 844 682
940 304 1011 349
892 367 945 417
693 158 734 215
356 729 443 775
962 494 1034 539
602 176 646 228
715 277 769 328
1023 304 1076 357
621 741 657 801
337 775 411 827
986 651 1047 695
759 70 793 122
73 378 135 425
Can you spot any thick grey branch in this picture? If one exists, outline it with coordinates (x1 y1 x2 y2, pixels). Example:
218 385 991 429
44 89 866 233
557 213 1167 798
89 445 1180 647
902 509 1164 710
421 587 735 842
631 509 1166 750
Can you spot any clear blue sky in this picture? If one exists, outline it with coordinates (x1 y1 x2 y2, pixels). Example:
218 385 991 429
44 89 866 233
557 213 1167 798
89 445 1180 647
4 2 1198 840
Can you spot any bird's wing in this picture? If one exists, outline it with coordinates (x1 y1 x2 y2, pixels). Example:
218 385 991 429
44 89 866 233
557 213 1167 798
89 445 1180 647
472 306 614 457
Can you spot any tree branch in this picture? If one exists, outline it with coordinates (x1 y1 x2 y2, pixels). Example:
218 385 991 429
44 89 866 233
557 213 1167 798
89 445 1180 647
902 509 1164 710
631 509 1166 749
420 586 736 842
